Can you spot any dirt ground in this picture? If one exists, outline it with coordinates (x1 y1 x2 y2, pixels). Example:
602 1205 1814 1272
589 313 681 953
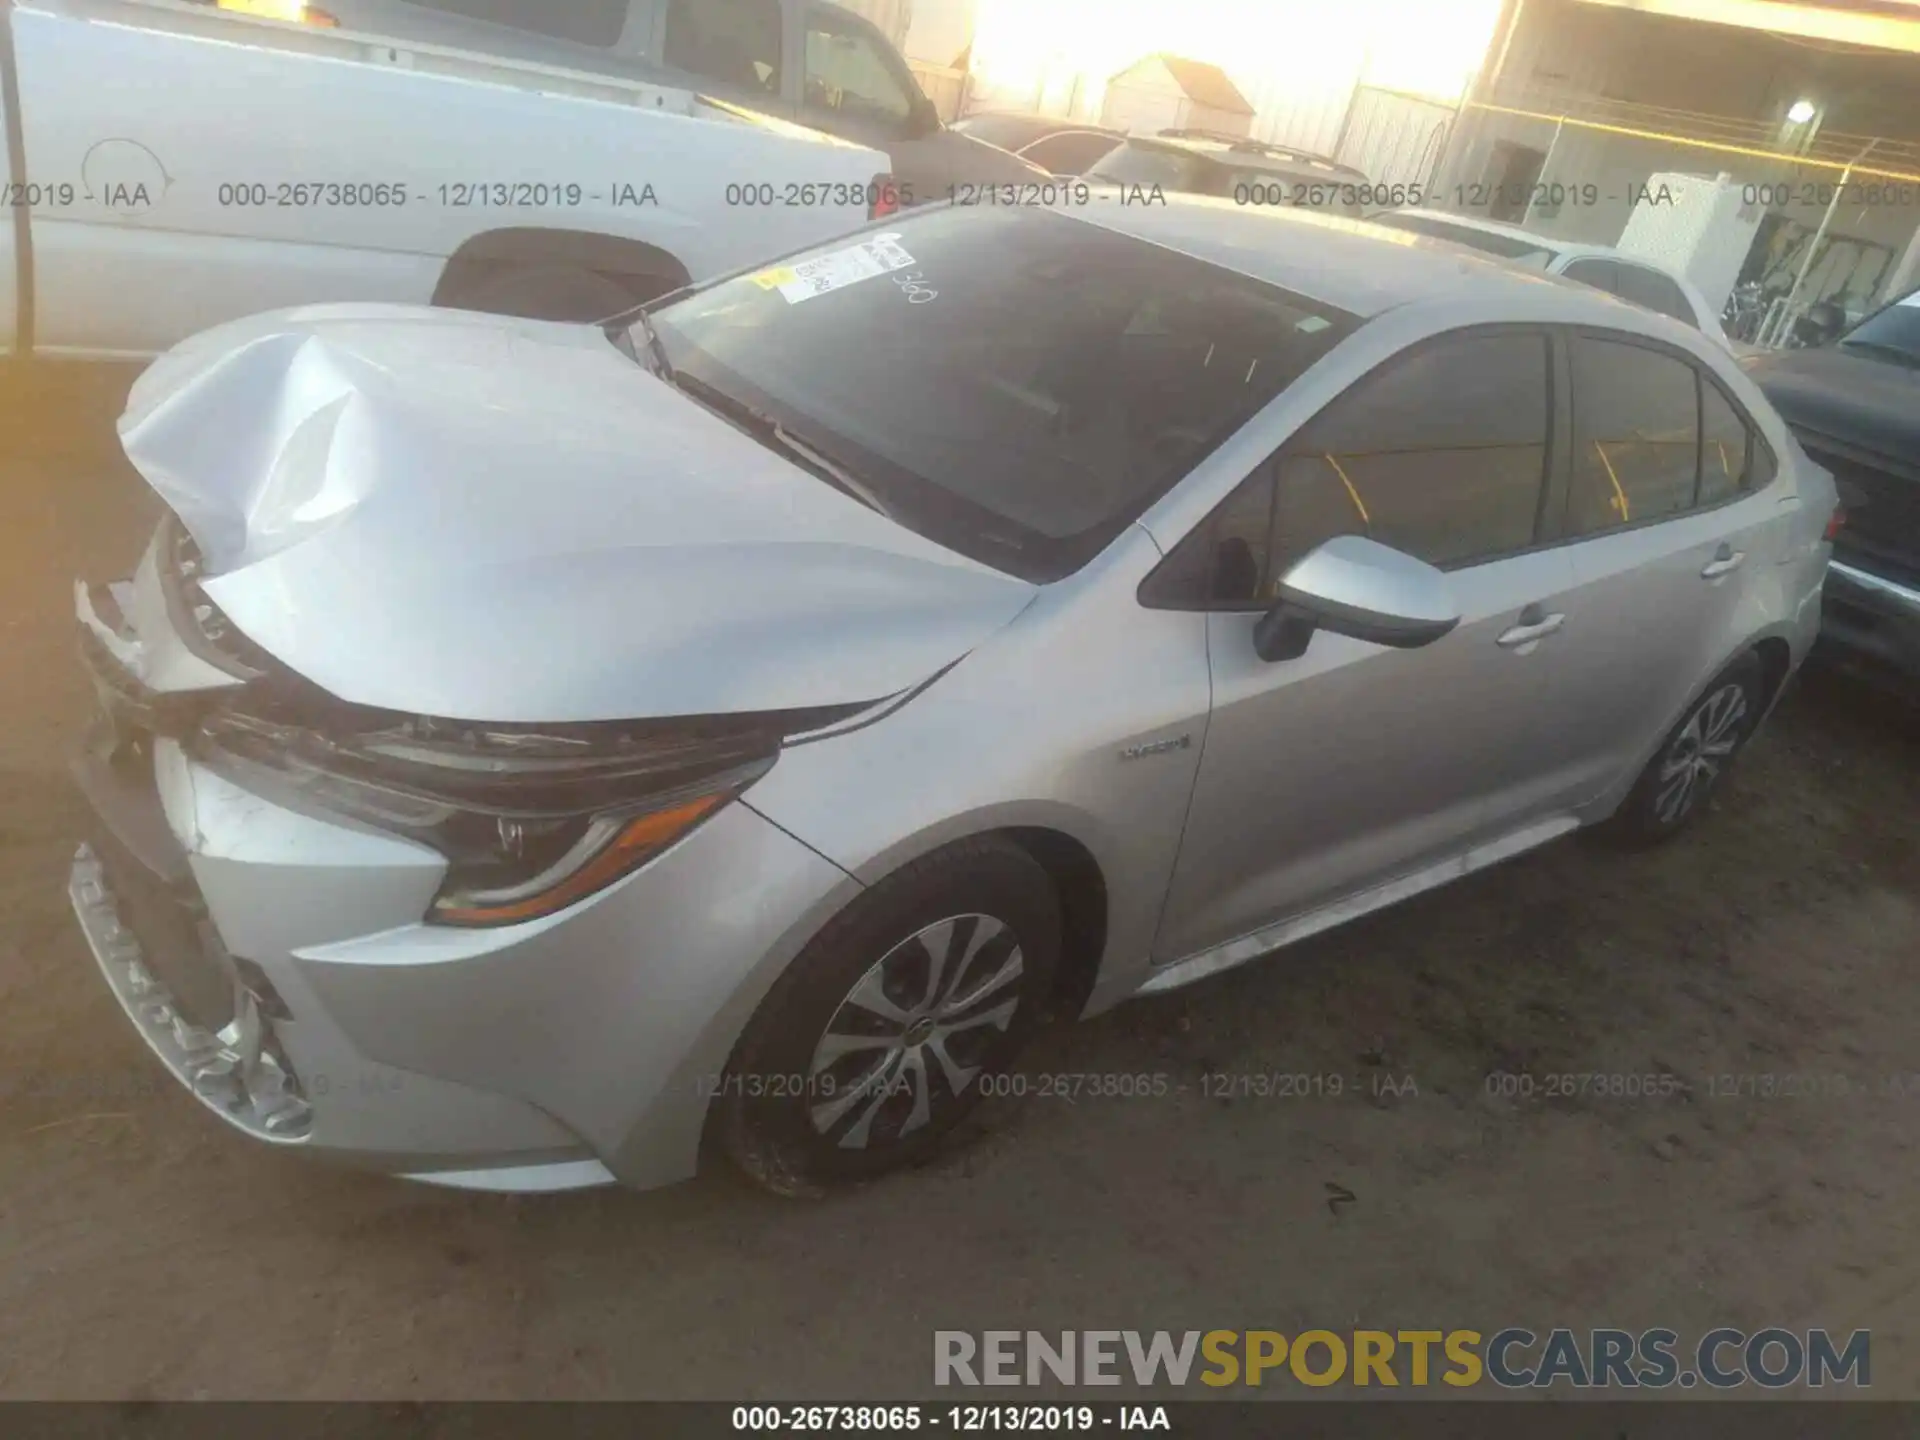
1 364 1917 1401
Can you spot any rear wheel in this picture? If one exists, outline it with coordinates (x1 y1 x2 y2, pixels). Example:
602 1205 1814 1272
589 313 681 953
1598 651 1765 846
717 836 1060 1196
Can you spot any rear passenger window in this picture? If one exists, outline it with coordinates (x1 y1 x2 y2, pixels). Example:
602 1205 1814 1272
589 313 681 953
1615 265 1697 327
413 0 629 47
1567 337 1699 536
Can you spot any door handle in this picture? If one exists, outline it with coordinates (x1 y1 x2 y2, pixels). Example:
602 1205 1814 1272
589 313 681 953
1496 605 1566 649
1701 545 1747 580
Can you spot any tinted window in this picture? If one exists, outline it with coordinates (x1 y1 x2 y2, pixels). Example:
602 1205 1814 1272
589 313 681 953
1697 378 1780 504
1365 213 1557 269
1699 380 1748 505
1021 131 1123 176
1151 332 1552 605
1567 337 1699 536
803 8 915 128
413 0 627 46
1615 265 1696 326
1274 332 1551 573
649 207 1359 583
1086 142 1210 192
663 0 781 89
1561 258 1622 294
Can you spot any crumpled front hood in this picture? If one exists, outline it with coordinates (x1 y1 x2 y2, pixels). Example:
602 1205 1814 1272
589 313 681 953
119 303 1036 722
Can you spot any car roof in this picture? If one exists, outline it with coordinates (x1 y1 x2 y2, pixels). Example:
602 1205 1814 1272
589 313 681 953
1121 133 1367 180
1380 208 1679 265
1069 195 1672 326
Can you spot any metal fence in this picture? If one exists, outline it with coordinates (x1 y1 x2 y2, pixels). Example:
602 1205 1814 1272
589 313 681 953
1333 86 1456 191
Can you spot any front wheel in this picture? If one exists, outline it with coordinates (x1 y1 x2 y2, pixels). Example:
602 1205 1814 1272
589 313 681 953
1598 652 1765 846
717 836 1061 1196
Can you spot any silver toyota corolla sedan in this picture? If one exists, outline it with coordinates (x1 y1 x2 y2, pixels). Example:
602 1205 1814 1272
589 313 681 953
70 198 1836 1196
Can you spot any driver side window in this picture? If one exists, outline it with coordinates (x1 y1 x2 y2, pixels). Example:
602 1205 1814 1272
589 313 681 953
803 7 916 132
1142 330 1554 609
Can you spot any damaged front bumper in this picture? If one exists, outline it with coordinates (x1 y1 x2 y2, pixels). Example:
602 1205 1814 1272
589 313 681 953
70 843 310 1142
66 544 864 1193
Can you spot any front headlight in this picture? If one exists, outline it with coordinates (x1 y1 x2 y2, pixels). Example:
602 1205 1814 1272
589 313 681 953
194 704 784 927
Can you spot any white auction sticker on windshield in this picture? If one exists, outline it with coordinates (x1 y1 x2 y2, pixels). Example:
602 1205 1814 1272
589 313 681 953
751 233 917 305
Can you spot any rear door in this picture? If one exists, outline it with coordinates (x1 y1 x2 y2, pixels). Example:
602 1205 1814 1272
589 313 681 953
1508 330 1789 811
1151 327 1578 962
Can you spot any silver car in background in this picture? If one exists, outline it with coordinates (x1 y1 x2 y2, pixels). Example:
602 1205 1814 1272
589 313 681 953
1367 208 1738 350
69 200 1835 1197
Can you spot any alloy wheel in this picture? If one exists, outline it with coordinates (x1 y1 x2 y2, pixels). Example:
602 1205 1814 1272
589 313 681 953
1655 682 1750 825
807 914 1026 1150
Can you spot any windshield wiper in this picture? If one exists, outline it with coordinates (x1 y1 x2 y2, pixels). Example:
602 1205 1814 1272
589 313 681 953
667 371 896 520
765 424 900 521
629 310 677 382
1839 339 1920 369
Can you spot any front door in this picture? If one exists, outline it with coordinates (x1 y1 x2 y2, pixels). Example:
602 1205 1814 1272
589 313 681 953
1151 328 1577 963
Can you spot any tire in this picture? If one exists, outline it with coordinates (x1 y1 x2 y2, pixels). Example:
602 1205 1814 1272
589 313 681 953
1597 651 1766 847
438 263 646 324
717 836 1061 1197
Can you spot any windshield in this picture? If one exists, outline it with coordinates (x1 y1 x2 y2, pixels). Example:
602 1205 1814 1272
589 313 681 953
1836 293 1920 366
644 206 1359 582
1365 211 1558 270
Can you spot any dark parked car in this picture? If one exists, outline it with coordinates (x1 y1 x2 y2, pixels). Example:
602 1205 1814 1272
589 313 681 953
949 112 1127 175
1085 134 1372 215
1743 292 1920 698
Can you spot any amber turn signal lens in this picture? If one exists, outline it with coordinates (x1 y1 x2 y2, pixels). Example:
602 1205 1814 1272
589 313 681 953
431 792 728 926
